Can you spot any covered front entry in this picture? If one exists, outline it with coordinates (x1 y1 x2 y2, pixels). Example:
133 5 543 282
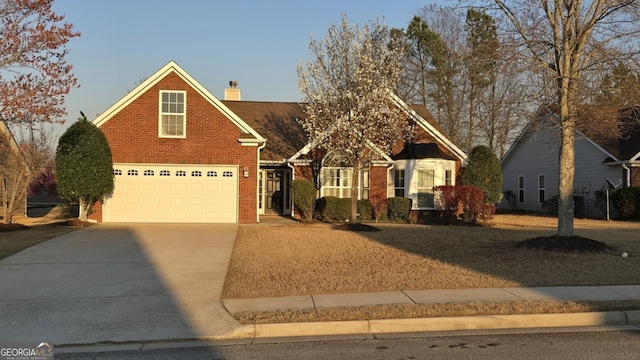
260 169 290 215
103 164 238 223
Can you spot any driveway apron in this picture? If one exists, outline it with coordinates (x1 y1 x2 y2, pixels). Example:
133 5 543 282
0 223 245 345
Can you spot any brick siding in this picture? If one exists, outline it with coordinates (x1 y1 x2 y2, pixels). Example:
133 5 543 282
91 72 259 223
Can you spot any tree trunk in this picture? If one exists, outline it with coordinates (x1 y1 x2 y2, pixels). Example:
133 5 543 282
2 177 8 224
79 197 88 222
557 111 576 237
350 163 361 223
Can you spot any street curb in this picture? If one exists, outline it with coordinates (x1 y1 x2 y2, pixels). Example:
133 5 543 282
250 311 634 339
53 311 640 353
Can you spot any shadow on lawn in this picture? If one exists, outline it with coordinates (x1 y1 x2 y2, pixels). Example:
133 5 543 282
327 215 640 289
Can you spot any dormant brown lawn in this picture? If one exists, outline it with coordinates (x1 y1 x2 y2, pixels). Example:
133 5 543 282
224 214 640 323
222 214 640 299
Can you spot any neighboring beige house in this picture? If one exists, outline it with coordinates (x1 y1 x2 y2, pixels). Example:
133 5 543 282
500 106 640 217
0 120 29 222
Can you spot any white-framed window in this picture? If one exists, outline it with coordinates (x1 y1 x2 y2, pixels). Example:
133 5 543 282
394 169 405 197
445 170 453 186
417 169 435 208
538 174 546 204
322 168 352 198
159 90 186 138
361 169 370 200
518 176 525 203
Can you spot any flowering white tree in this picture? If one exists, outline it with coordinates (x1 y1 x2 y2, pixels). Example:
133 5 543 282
297 14 410 223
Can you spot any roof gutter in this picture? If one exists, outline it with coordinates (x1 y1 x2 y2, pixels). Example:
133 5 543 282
603 160 637 187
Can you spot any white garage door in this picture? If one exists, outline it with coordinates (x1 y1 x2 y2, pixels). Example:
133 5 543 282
103 164 238 223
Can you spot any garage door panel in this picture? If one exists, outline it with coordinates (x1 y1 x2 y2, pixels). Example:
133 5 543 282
104 164 238 223
158 183 173 192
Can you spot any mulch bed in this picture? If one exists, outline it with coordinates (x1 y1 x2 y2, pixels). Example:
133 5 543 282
0 218 93 232
56 219 94 228
0 223 30 232
331 223 381 232
516 235 616 254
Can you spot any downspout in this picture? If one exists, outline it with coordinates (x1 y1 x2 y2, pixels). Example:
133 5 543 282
286 160 296 217
386 162 395 200
256 141 266 223
622 163 631 187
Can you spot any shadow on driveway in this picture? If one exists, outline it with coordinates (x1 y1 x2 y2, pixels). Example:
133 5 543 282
0 223 248 353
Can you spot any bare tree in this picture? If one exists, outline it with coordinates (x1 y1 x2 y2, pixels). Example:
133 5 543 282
297 14 411 223
476 36 534 158
1 120 56 223
492 0 640 237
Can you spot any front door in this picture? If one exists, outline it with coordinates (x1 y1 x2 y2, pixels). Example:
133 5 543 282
265 170 286 215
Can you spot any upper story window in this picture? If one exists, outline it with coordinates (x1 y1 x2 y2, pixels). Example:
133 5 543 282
159 91 186 138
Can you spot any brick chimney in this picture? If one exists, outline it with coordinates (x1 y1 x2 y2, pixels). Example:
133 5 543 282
224 80 241 101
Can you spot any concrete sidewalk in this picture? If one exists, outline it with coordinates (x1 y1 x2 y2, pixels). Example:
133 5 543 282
223 285 640 313
217 286 640 339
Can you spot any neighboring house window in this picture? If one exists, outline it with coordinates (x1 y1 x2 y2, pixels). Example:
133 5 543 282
159 90 186 138
445 170 452 186
518 176 525 203
394 170 405 197
417 169 435 208
322 168 352 198
538 174 546 204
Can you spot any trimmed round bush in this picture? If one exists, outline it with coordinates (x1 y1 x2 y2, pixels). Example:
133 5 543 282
387 197 411 221
316 196 351 222
357 199 373 221
290 180 316 220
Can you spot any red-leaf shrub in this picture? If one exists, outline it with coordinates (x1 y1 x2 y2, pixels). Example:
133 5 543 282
28 162 57 196
434 185 495 223
369 193 388 222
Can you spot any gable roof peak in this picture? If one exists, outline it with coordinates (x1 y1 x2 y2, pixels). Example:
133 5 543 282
91 61 264 142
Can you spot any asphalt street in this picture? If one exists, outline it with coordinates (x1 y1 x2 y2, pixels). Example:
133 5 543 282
56 328 640 360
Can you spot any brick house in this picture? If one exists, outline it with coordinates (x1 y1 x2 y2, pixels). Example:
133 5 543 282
90 61 466 223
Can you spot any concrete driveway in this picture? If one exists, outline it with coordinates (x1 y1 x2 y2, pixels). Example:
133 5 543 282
0 223 251 345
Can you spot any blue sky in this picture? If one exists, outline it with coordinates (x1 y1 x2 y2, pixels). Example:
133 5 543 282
51 0 449 135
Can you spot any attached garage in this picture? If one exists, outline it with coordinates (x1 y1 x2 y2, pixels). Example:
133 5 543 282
103 164 238 223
